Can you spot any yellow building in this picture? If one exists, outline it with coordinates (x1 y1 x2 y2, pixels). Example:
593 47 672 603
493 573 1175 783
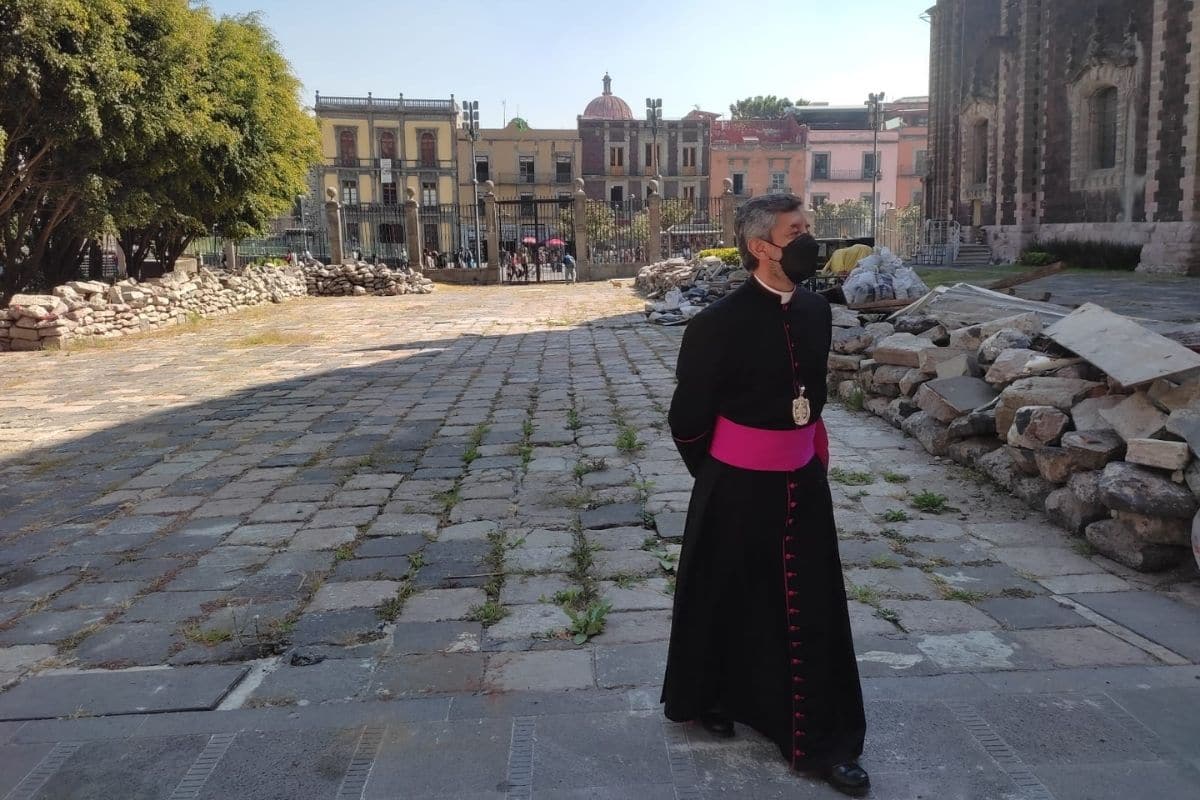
457 120 582 204
313 92 460 255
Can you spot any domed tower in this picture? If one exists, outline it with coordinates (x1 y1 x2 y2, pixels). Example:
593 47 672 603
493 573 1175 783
582 73 634 120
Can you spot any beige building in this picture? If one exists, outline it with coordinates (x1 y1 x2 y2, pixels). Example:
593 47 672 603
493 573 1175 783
313 92 460 254
457 120 582 205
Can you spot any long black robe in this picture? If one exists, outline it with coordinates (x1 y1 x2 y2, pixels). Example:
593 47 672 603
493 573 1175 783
661 277 866 771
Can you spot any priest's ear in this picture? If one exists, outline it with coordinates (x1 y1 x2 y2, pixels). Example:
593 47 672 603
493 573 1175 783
747 237 778 266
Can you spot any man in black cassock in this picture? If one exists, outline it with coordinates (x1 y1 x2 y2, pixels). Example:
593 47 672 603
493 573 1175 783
661 193 869 796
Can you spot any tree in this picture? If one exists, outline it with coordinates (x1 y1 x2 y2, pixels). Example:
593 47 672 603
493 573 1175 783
728 95 811 120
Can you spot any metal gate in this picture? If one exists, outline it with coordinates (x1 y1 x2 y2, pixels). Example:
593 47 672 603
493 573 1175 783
494 197 576 283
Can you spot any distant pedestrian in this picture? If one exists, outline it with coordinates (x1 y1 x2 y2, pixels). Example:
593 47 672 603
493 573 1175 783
563 252 576 283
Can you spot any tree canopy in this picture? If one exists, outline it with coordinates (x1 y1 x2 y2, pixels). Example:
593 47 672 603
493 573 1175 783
0 0 320 301
728 95 811 120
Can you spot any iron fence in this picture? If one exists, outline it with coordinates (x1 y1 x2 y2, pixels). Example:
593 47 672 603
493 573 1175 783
584 198 647 264
661 196 726 258
495 197 575 282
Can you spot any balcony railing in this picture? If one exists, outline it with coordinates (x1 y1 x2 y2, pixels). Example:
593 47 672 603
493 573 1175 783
328 157 455 170
315 93 455 113
810 169 882 182
490 172 575 185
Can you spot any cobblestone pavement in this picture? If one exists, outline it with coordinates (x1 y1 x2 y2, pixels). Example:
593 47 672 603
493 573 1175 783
1018 271 1200 324
1 283 1198 799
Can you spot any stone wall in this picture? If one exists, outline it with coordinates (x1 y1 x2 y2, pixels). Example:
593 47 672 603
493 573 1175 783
827 304 1200 573
426 267 501 285
0 260 435 352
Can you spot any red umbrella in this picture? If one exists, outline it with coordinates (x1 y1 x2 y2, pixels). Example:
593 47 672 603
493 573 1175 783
521 236 538 245
546 238 565 247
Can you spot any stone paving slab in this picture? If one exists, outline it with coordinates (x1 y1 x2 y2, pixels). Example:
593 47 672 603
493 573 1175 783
0 665 248 720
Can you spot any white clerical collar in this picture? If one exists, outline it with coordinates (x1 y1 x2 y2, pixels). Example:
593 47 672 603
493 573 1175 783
754 273 795 304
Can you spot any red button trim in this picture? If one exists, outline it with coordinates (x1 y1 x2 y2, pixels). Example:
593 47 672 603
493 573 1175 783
787 572 797 578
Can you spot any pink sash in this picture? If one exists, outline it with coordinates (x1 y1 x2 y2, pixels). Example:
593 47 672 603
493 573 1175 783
709 416 817 472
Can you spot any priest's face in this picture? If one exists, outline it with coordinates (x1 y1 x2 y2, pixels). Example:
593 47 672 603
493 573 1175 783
751 209 812 268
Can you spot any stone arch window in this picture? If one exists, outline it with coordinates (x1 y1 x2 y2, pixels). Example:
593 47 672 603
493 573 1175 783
338 129 357 167
1091 86 1119 170
971 120 989 184
419 131 437 168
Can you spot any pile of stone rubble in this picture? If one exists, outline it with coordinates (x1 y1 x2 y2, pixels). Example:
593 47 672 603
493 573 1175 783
636 256 748 325
298 259 435 297
829 289 1200 572
0 266 307 351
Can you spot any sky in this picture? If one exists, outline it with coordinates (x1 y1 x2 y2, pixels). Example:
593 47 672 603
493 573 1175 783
203 0 933 128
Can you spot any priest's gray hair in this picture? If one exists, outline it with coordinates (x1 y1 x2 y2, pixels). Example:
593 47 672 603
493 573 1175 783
734 193 807 271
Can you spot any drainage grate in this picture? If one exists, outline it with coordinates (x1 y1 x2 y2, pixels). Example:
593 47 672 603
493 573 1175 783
335 724 386 800
945 701 1057 800
4 741 81 800
506 716 536 800
662 722 703 800
167 732 237 800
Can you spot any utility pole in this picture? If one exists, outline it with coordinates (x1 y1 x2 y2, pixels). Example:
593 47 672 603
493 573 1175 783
867 92 885 240
646 97 663 184
463 100 483 268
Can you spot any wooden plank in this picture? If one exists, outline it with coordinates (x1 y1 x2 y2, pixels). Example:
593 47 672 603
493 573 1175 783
1045 303 1200 388
984 261 1066 291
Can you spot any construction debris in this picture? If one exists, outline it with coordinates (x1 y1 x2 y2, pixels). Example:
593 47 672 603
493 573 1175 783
1045 303 1200 388
636 256 747 325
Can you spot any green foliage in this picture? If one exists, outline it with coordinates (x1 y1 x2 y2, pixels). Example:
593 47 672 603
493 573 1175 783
567 600 612 644
1018 250 1058 267
847 584 880 606
829 468 874 486
572 457 607 479
1032 239 1142 271
729 95 808 120
882 471 910 484
0 0 320 300
697 247 741 265
615 426 642 454
845 385 866 412
911 492 949 514
467 601 507 626
869 554 900 569
882 509 911 523
566 408 582 431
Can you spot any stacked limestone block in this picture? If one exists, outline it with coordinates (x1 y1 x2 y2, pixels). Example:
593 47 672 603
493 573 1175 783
0 266 307 352
299 260 435 296
829 308 1200 573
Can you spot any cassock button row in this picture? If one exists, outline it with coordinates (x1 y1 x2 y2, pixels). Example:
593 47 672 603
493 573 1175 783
794 712 806 719
787 518 794 525
787 590 798 597
791 658 803 665
788 482 797 489
794 749 806 757
787 571 797 578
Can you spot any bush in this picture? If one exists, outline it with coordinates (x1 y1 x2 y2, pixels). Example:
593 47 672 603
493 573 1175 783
1033 239 1143 271
1018 250 1058 267
697 247 741 266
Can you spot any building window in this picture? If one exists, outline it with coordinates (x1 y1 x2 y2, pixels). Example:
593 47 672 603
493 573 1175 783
609 185 624 205
811 194 829 209
812 152 830 180
971 121 988 184
520 192 535 216
419 131 437 168
518 156 535 184
770 172 787 192
475 156 489 183
423 222 439 251
341 179 358 205
1092 86 1119 169
610 147 624 168
913 149 927 175
861 151 878 180
378 223 404 244
682 146 697 168
556 155 572 183
911 189 923 207
557 192 572 208
732 173 746 195
683 185 696 201
421 180 437 207
378 130 396 160
382 182 397 205
338 130 357 167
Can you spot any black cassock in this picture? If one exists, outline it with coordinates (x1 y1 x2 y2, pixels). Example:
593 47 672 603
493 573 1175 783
661 277 866 771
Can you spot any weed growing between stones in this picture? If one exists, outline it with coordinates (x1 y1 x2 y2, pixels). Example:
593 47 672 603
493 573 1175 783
183 625 234 646
829 468 874 486
566 600 612 645
463 423 490 465
408 552 426 570
229 330 309 348
1072 539 1097 557
552 588 584 607
377 582 416 621
844 385 866 411
848 584 880 606
467 600 508 625
333 543 355 562
566 408 582 431
882 509 911 523
615 426 642 454
882 471 910 484
572 457 607 479
610 573 639 589
482 530 508 600
869 554 901 569
911 491 950 514
930 575 986 603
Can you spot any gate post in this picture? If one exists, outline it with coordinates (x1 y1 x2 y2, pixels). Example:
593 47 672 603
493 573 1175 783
647 180 662 264
404 187 424 269
324 187 344 264
483 181 500 284
721 178 736 246
572 178 590 281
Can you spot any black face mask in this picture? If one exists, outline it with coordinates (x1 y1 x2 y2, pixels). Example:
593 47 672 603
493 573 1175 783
769 233 820 283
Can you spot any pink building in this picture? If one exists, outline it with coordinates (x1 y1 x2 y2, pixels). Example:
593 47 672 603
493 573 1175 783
710 117 809 203
805 128 900 210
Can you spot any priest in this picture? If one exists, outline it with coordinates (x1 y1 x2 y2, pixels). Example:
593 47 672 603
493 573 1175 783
661 193 869 796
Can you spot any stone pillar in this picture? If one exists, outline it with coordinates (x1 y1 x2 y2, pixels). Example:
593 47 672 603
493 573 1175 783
404 187 423 269
324 187 344 264
484 181 500 283
647 181 662 264
721 178 736 245
222 240 237 271
573 178 590 280
1144 0 1171 221
1181 0 1200 223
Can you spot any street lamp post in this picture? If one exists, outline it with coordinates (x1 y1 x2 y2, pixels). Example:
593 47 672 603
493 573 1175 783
645 97 663 184
867 92 886 240
462 100 483 268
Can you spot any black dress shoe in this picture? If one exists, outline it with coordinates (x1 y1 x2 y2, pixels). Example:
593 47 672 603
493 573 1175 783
826 762 870 796
698 710 735 738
